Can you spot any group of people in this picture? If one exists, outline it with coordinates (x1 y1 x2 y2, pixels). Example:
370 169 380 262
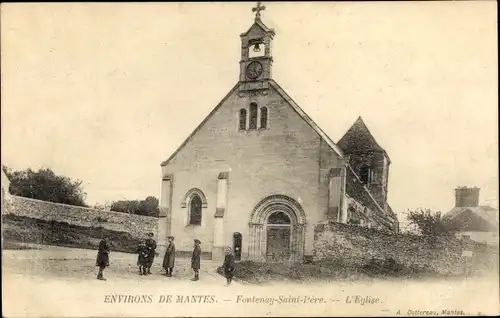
136 232 157 276
95 234 235 285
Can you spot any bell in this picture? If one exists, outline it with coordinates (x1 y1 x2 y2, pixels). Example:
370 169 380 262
253 43 261 52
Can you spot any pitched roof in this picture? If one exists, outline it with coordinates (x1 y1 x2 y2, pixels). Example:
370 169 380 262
269 80 344 158
161 80 344 166
337 117 390 162
161 83 240 166
444 206 499 229
240 20 275 37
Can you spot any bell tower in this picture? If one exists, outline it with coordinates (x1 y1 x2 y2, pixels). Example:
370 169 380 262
239 2 275 92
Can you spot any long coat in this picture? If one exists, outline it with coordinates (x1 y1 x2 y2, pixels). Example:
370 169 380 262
191 245 201 270
137 244 148 266
96 239 109 268
145 238 157 266
222 254 235 278
162 242 176 269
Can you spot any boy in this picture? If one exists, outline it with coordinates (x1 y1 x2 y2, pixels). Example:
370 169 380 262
96 237 110 280
191 239 201 281
137 241 148 276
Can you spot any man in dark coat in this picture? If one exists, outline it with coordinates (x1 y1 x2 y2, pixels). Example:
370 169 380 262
145 232 157 275
137 241 148 276
222 247 235 285
162 236 176 277
95 237 109 280
191 239 201 281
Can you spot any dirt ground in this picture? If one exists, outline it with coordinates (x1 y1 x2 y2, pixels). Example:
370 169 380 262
2 244 499 317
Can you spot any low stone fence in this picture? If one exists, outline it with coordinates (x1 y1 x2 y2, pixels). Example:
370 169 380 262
2 195 158 239
313 222 498 275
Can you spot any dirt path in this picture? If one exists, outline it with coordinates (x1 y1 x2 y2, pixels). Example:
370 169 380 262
3 245 499 317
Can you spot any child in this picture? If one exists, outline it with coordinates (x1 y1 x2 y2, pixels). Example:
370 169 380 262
96 237 109 281
162 236 176 277
222 247 235 285
191 239 201 281
137 241 148 276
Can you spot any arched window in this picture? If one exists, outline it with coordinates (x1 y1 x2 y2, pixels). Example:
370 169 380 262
359 166 371 184
260 107 268 129
239 109 247 130
189 194 202 225
267 211 291 224
249 103 258 129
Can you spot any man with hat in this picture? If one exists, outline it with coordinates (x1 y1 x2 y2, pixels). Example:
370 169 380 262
145 232 157 275
162 236 176 277
191 239 201 281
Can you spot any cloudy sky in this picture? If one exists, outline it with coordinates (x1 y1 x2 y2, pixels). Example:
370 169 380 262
1 2 497 220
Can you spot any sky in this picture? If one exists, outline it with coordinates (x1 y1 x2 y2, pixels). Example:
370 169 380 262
1 2 498 223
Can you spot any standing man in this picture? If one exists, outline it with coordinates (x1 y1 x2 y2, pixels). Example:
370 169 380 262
191 239 201 281
162 236 176 277
96 236 110 281
145 232 157 275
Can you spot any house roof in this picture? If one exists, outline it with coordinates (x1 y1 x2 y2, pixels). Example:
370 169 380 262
444 206 499 229
337 117 391 163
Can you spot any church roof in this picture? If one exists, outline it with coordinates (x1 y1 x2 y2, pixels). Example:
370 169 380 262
337 117 390 162
269 80 344 158
161 80 345 167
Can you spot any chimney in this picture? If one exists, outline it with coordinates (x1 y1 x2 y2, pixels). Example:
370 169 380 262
455 186 480 207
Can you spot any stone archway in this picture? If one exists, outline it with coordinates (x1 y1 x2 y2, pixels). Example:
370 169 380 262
248 195 306 263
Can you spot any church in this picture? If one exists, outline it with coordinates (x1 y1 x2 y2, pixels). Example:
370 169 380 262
158 3 399 262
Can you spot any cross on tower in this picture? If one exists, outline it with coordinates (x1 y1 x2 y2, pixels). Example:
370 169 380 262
252 2 266 21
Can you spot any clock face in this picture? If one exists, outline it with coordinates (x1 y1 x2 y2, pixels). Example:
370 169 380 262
245 61 263 80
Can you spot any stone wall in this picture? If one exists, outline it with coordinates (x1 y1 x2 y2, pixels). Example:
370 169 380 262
3 195 158 239
313 222 497 275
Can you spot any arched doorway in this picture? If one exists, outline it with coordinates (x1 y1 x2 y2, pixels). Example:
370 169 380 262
248 195 306 263
233 233 242 261
266 211 292 261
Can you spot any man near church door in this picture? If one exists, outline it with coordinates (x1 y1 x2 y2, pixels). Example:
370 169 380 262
191 239 201 281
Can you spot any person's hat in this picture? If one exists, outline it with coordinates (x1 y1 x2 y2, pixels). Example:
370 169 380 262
168 236 174 240
194 239 201 244
148 232 154 236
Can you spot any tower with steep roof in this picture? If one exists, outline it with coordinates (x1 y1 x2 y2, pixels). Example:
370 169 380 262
338 117 391 211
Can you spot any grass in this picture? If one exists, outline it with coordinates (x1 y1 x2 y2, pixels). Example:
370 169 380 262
2 214 141 253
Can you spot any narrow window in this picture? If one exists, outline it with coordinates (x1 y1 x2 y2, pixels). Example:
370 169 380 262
249 103 258 129
189 194 202 225
239 109 247 130
260 107 268 129
359 166 371 184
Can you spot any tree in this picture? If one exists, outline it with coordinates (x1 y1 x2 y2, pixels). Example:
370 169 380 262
2 165 87 207
405 208 460 236
110 196 159 217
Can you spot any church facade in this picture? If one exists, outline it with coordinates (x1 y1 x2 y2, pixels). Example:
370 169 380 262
158 5 399 262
